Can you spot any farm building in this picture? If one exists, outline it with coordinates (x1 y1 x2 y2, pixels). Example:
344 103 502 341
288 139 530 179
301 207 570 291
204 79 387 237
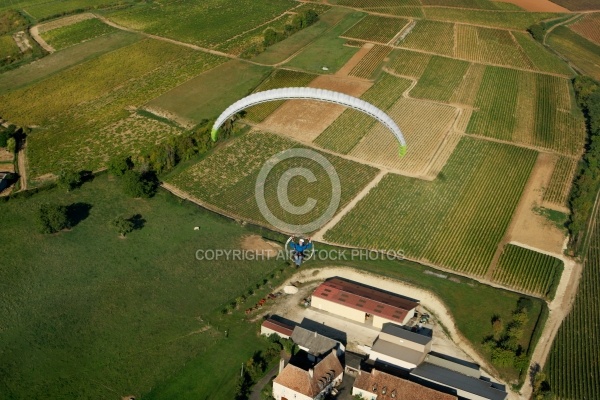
353 368 456 400
410 362 507 400
311 278 419 328
368 323 432 370
291 326 345 361
273 351 343 400
261 317 295 339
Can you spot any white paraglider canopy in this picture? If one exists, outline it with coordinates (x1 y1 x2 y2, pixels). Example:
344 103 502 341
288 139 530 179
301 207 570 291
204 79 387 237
211 87 406 156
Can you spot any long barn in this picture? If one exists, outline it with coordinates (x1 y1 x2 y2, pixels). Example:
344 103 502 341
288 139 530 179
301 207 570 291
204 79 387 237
311 277 419 328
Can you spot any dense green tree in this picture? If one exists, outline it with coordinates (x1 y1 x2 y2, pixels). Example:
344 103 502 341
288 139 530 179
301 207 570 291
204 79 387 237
112 215 134 237
121 170 157 198
58 170 82 192
37 203 69 234
527 24 545 42
108 156 132 177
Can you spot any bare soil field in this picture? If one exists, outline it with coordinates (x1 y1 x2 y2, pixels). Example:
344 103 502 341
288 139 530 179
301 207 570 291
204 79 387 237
0 148 13 163
493 0 569 12
500 153 567 256
240 234 282 258
257 74 372 142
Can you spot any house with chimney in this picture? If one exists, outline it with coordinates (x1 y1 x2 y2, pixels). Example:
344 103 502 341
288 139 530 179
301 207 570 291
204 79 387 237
272 351 343 400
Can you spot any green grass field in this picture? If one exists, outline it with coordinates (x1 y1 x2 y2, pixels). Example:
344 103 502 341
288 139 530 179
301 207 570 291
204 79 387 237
167 131 379 231
0 34 19 59
107 0 297 48
547 26 600 81
492 244 564 298
0 174 293 399
284 11 364 74
0 39 225 177
40 18 118 50
147 60 271 124
325 137 538 277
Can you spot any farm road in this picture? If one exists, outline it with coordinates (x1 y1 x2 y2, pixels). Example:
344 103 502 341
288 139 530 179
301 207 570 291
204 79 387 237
29 25 54 53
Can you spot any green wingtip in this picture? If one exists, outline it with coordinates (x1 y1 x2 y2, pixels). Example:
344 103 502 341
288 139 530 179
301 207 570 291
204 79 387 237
211 129 218 142
398 145 407 157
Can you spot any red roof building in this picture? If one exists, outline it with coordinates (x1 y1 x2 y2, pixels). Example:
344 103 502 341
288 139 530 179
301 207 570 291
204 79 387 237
311 278 419 328
261 317 295 339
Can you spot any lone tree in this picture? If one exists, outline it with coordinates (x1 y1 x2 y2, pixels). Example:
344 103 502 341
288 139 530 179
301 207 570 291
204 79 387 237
38 203 70 234
58 169 82 192
112 215 134 237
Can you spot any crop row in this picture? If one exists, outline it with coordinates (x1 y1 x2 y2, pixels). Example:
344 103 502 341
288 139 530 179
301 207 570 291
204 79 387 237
455 25 532 69
326 137 537 276
423 8 562 30
449 63 485 106
314 73 412 153
342 14 409 44
420 0 502 10
244 69 316 122
411 56 470 102
363 6 424 18
512 31 573 76
467 66 585 156
349 97 457 174
169 131 379 230
546 200 600 398
335 0 422 8
569 12 600 46
349 45 392 78
543 156 578 207
386 49 431 79
397 19 454 56
492 244 563 298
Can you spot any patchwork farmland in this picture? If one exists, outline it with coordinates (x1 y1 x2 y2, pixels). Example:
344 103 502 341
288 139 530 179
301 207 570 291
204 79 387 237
0 0 595 399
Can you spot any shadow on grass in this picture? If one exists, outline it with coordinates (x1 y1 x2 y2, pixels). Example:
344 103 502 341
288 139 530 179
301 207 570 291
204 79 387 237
67 202 92 228
130 213 146 231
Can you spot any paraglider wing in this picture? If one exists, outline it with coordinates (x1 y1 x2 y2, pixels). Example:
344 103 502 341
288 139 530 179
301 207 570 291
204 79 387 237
211 87 407 156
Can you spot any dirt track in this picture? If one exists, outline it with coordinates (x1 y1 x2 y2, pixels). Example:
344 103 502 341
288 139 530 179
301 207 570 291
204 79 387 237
29 25 54 53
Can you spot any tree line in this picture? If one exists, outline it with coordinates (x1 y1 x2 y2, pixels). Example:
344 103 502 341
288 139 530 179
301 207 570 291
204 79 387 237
568 76 600 253
241 9 319 58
